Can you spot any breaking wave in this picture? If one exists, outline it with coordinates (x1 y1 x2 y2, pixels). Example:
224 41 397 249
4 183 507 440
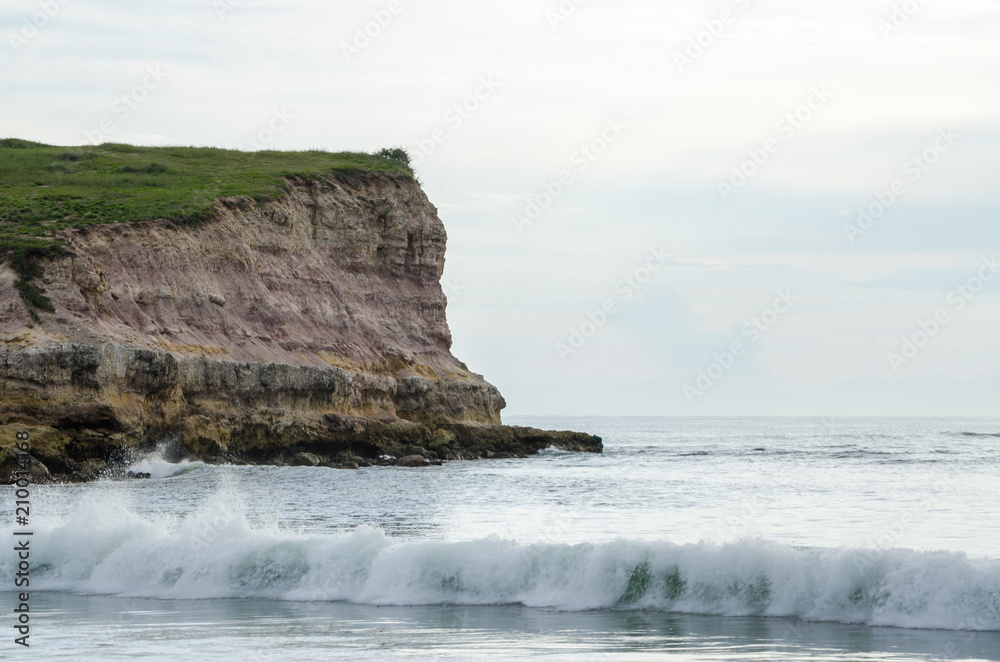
3 489 998 632
126 454 206 479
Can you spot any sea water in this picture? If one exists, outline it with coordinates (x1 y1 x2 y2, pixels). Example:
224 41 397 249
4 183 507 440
2 417 999 661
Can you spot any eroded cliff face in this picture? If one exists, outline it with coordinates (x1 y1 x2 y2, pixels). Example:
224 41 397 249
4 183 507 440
0 172 599 479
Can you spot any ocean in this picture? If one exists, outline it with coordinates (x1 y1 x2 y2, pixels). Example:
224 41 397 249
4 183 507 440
3 416 1000 661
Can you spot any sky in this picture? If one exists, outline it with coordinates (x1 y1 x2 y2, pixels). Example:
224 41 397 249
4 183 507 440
3 0 999 416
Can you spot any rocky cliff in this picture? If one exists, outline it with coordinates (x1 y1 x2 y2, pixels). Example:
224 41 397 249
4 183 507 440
0 171 600 481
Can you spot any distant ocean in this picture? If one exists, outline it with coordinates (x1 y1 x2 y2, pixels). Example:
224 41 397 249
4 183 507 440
4 417 1000 661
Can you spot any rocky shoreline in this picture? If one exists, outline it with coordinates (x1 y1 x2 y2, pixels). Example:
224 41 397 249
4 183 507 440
0 423 603 484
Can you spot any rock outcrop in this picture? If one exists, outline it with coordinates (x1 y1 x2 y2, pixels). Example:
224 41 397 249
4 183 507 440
0 171 601 480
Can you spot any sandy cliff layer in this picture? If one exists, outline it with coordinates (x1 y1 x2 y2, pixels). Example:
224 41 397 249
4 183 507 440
0 172 600 480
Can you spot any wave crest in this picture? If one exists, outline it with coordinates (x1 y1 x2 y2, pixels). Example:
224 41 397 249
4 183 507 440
4 493 998 632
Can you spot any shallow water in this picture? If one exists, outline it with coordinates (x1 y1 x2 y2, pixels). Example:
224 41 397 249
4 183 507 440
17 593 1000 661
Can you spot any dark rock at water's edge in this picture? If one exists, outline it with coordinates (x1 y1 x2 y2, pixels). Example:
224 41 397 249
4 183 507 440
0 171 600 483
0 421 602 483
0 440 154 484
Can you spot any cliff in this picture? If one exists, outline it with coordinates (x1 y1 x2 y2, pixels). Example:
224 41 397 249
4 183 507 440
0 168 600 481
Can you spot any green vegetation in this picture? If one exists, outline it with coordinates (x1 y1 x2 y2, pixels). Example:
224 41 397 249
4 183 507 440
373 147 411 169
14 279 53 315
0 140 414 258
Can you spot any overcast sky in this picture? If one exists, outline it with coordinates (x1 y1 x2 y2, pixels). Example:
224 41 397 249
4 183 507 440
4 0 999 416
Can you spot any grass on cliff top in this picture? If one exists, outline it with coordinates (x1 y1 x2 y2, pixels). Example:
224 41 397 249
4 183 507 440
0 139 413 257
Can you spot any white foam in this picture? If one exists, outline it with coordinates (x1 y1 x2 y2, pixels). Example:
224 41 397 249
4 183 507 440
4 491 998 631
126 445 206 479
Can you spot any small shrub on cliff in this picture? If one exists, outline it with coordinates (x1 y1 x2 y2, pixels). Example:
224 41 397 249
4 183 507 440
374 147 412 170
14 279 54 313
